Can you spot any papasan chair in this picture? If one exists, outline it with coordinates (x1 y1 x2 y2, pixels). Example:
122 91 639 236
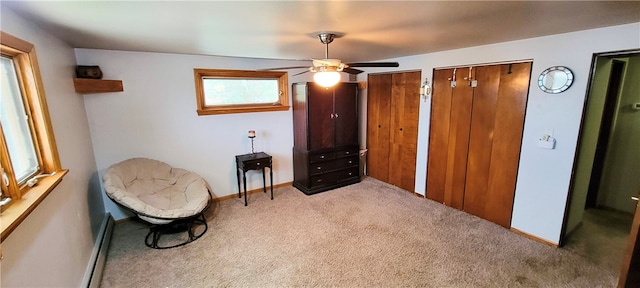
103 158 212 249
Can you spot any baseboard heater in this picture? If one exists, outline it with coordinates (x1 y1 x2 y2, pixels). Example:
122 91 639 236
82 213 115 288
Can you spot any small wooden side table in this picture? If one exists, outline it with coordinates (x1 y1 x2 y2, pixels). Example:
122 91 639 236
235 152 273 206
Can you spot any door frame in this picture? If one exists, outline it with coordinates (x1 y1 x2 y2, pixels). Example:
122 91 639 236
561 49 640 244
585 60 625 208
559 49 640 286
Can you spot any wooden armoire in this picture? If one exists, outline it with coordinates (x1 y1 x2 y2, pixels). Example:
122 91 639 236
426 62 532 228
292 82 360 195
367 71 421 192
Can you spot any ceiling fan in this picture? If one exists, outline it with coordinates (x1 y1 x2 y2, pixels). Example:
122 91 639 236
260 32 399 87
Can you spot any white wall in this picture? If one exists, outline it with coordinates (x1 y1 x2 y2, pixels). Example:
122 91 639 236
357 23 640 244
1 7 105 287
75 49 321 219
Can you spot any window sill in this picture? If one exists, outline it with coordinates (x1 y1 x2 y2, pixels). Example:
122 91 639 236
0 169 68 242
197 105 290 115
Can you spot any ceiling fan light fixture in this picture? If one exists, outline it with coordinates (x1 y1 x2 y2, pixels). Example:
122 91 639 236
314 71 341 87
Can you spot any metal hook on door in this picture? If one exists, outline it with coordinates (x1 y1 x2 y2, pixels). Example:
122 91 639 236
448 68 457 88
462 67 478 87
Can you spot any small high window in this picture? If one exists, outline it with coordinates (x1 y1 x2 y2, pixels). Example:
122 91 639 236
194 69 289 115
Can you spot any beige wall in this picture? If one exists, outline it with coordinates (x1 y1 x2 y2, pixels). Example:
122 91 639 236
0 6 105 287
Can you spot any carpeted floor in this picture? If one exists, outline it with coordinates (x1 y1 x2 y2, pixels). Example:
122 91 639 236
100 177 622 287
563 207 633 277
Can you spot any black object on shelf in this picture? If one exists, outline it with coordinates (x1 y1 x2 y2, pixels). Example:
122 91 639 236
75 65 103 79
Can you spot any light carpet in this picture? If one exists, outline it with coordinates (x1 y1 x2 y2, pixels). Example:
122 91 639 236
100 177 618 287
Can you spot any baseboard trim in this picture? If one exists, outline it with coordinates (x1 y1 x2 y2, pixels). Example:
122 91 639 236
214 181 293 202
510 227 558 248
82 213 115 288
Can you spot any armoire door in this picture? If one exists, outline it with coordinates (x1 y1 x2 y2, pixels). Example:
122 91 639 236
333 83 359 147
367 71 421 192
307 84 335 150
426 62 531 228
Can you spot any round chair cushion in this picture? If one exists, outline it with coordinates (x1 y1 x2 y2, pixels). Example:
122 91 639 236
103 158 211 225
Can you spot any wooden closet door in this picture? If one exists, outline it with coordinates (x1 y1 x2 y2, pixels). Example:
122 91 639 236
426 62 531 228
461 62 531 228
463 65 501 218
388 71 421 192
443 68 475 210
367 74 392 182
308 84 335 150
484 62 531 227
426 69 454 203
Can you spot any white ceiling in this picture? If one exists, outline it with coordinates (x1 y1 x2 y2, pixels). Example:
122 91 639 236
2 1 640 63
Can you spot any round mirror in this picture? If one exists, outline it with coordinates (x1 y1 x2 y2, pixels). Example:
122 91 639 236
538 66 574 94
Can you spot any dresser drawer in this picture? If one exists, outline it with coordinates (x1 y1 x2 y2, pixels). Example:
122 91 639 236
336 167 359 182
309 171 338 188
309 156 358 175
242 158 270 170
335 148 359 158
310 161 337 175
309 152 335 163
335 156 358 168
310 167 359 188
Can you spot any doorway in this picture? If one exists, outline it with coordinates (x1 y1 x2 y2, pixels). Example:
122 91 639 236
562 50 640 281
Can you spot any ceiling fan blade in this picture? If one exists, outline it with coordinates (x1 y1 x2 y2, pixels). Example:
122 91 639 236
343 67 365 75
256 66 310 71
293 70 310 76
346 62 399 68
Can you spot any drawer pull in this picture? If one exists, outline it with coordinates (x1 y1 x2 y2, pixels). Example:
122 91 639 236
257 163 260 166
348 172 353 176
320 155 325 159
316 166 322 170
348 160 353 164
345 151 350 155
317 179 323 183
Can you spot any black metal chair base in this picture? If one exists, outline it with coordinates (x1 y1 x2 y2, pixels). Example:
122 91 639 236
144 213 208 249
